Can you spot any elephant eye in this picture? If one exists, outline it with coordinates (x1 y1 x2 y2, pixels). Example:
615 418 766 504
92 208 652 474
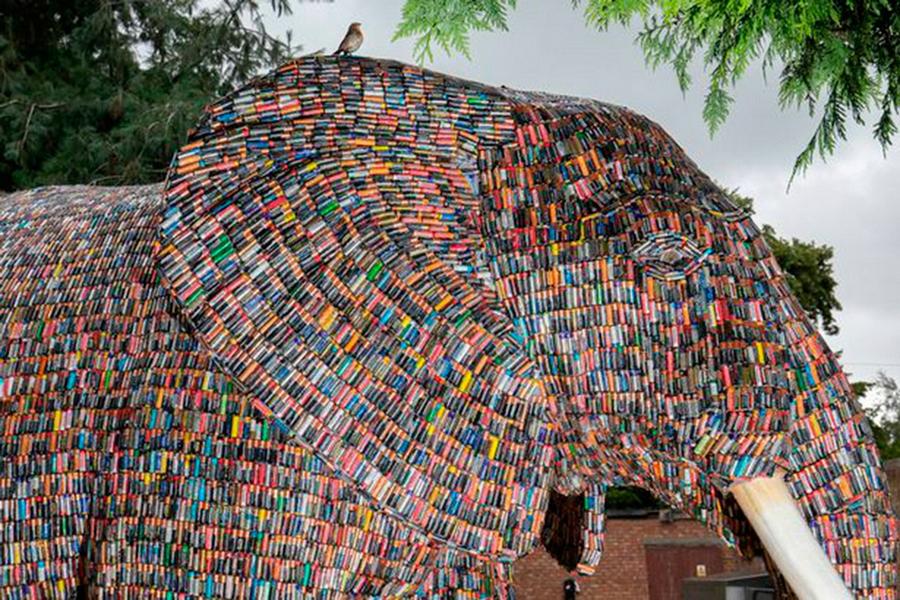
631 232 710 280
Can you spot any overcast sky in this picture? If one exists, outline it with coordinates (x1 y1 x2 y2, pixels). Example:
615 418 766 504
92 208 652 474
266 0 900 392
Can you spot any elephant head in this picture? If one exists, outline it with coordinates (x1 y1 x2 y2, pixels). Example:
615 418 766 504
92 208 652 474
156 56 896 597
0 56 893 599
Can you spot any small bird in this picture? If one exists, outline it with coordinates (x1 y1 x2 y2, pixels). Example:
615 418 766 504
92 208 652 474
334 22 364 56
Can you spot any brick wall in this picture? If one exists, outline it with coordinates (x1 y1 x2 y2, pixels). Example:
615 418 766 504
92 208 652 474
514 460 900 599
512 515 764 600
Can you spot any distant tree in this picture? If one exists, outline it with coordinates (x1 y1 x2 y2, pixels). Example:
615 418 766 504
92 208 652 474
763 229 841 336
605 486 660 511
394 0 899 178
864 373 900 460
0 0 301 190
726 189 841 335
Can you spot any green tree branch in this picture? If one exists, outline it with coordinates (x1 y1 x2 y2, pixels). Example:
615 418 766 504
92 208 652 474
394 0 899 178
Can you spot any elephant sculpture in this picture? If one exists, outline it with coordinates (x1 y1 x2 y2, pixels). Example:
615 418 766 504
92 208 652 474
0 56 895 599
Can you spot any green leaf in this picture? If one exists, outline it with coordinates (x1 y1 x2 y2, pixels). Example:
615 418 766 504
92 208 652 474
702 84 733 135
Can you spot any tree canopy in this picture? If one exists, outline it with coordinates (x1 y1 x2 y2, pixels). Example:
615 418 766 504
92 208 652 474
763 224 841 335
727 189 841 335
394 0 899 178
0 0 299 191
862 373 900 460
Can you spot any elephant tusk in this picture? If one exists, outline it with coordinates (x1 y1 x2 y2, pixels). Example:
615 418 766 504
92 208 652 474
730 473 853 600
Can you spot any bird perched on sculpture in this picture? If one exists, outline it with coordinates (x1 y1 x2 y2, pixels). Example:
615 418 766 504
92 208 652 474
334 22 363 56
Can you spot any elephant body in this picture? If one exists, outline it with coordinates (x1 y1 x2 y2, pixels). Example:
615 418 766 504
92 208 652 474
0 185 507 598
0 57 895 598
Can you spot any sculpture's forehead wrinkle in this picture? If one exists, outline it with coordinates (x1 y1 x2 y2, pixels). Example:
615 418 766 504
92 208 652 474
191 56 519 146
495 88 626 119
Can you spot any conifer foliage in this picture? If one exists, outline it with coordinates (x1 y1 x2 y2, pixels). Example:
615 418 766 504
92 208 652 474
1 0 299 190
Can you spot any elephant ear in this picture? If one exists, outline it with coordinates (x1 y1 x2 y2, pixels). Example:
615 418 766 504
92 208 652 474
157 57 553 558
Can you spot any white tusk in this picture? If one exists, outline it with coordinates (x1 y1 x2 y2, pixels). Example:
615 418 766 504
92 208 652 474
730 473 852 600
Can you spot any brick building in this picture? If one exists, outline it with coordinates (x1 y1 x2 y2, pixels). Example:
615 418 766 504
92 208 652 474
512 512 764 600
512 459 900 599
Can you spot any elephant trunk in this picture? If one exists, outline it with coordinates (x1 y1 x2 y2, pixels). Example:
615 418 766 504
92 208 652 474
749 272 897 597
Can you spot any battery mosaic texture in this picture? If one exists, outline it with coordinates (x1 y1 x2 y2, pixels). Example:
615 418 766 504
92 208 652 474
0 57 895 598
